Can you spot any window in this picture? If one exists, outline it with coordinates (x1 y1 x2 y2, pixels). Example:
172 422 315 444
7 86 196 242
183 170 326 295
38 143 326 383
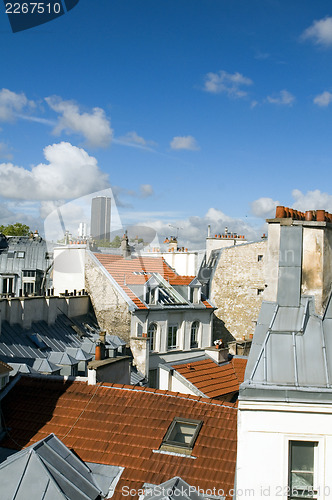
7 251 14 258
148 323 157 351
258 254 263 262
146 286 158 304
289 441 317 499
257 288 264 295
190 287 200 304
16 251 25 258
190 321 199 348
160 417 202 455
168 325 178 350
45 252 53 260
22 270 36 278
2 277 14 294
23 282 35 295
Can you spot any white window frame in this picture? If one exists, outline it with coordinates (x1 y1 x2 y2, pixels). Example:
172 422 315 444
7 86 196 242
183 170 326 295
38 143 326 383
148 323 157 351
284 435 324 500
167 325 178 350
190 321 200 348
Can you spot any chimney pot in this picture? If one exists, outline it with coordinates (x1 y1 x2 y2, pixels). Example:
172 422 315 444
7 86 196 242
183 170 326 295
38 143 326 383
316 210 326 222
95 343 102 361
275 206 285 218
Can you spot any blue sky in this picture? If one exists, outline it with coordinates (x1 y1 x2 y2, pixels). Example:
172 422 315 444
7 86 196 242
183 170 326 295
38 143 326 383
1 0 332 247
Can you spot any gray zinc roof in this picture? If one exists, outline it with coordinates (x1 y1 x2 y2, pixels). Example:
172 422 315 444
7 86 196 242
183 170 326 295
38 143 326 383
241 294 332 403
33 358 61 374
143 476 219 500
47 351 79 366
0 433 104 500
0 314 99 364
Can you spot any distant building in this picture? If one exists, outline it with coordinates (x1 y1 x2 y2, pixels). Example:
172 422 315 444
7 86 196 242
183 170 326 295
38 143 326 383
0 233 56 298
90 196 111 241
78 222 87 239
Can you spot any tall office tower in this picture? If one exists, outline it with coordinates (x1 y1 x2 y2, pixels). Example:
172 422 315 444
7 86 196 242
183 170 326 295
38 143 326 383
90 196 111 241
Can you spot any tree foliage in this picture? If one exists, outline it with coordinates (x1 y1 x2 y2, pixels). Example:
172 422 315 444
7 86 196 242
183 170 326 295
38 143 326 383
95 235 122 248
0 222 31 236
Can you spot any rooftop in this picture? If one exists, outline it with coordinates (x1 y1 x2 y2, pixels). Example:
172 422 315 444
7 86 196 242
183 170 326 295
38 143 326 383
0 376 237 499
93 253 213 310
172 358 247 399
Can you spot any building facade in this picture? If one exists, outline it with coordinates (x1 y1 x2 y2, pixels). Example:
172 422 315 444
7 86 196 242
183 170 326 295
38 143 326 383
237 207 332 498
90 196 111 241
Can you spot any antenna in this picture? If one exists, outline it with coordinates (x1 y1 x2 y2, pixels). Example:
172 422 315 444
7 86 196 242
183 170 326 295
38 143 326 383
168 224 183 239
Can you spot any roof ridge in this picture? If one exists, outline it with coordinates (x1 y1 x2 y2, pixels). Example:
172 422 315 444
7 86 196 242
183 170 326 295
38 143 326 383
99 382 238 409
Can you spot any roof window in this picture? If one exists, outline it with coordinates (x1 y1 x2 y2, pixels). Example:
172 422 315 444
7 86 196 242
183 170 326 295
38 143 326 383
160 417 202 455
16 251 25 258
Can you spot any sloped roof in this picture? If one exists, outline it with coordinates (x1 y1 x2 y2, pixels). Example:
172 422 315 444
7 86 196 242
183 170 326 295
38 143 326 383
241 294 332 403
173 358 247 399
0 376 237 499
0 433 116 499
0 314 97 360
143 476 206 500
93 253 213 310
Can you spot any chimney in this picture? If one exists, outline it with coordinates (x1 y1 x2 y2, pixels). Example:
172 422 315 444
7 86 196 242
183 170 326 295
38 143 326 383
207 224 211 238
121 231 131 259
95 342 102 361
265 206 332 315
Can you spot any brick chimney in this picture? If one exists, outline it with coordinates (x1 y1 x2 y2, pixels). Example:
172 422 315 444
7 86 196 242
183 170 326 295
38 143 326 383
265 206 332 315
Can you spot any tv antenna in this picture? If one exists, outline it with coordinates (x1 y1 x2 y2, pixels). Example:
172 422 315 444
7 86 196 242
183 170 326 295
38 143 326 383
168 224 183 238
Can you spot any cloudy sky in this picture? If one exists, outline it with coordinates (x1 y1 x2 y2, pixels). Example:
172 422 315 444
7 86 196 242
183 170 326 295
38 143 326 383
1 1 332 247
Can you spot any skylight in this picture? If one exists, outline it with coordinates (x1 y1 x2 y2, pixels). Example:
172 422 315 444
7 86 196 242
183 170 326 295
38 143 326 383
160 417 202 455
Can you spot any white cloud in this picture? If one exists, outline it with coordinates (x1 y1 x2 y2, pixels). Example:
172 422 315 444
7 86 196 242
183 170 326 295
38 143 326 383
140 184 154 198
251 197 280 218
203 70 253 97
0 88 34 122
117 131 157 148
266 90 295 106
292 189 332 212
301 17 332 46
137 207 258 249
170 135 200 151
0 142 109 201
45 96 113 148
314 91 332 107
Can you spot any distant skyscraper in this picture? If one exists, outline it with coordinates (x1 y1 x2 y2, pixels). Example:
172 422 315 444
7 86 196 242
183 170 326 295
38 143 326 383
90 197 111 241
78 222 87 239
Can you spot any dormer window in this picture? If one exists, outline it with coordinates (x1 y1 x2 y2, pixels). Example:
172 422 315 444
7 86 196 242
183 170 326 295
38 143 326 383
190 286 201 304
160 417 202 455
147 286 158 305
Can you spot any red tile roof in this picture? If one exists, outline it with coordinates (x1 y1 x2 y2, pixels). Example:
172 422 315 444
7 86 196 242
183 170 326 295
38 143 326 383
1 376 237 498
173 358 247 399
93 254 213 309
170 276 196 285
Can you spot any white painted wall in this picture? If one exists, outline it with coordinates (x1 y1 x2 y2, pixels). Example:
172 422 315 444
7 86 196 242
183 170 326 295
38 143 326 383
237 400 332 499
141 251 203 276
132 309 213 353
53 246 86 295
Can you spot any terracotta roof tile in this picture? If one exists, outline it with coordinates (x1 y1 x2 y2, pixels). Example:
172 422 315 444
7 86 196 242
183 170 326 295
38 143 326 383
93 254 212 310
1 376 237 499
173 358 248 399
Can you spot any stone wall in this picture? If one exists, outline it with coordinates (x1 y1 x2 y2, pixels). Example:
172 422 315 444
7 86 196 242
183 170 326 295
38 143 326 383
211 240 267 341
85 252 131 343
